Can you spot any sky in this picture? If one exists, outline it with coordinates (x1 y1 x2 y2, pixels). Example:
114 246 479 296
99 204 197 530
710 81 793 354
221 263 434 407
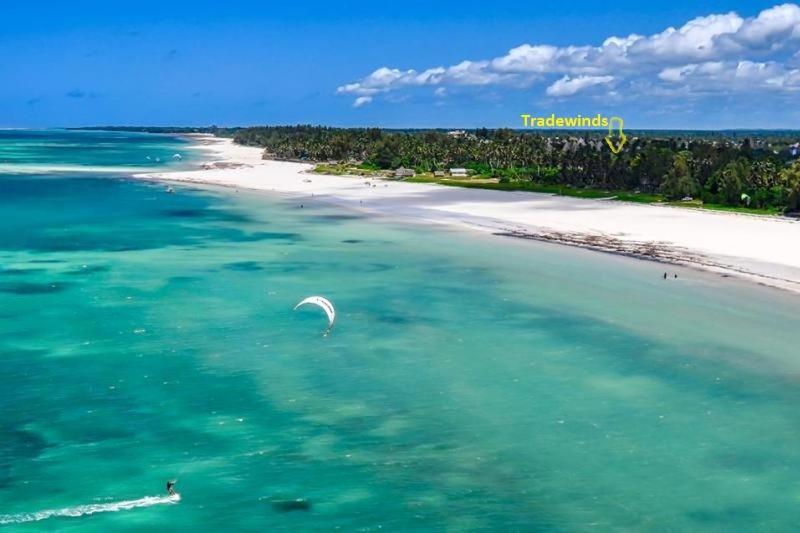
1 0 798 129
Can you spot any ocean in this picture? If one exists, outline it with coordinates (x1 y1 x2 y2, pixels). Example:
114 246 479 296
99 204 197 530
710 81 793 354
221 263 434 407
1 130 799 531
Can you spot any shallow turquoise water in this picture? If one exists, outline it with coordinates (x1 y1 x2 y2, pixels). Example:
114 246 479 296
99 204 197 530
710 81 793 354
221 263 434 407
0 129 198 173
1 131 800 531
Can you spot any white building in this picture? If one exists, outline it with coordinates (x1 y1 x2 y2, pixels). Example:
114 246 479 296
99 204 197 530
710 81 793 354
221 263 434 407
449 168 468 177
394 167 415 178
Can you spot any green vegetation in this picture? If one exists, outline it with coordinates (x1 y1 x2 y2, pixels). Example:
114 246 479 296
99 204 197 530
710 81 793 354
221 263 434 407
311 163 386 176
407 176 663 203
231 126 800 215
73 125 800 215
668 201 782 216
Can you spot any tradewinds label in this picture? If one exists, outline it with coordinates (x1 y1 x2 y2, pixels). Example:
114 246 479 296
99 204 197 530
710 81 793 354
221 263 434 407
520 113 611 128
520 113 626 153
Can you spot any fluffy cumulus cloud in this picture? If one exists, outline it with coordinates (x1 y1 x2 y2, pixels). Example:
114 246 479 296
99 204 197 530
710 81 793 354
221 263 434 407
546 75 614 97
338 3 800 106
659 60 800 92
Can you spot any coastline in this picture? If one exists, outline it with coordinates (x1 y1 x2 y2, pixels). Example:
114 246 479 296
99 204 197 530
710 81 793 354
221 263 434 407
137 135 800 294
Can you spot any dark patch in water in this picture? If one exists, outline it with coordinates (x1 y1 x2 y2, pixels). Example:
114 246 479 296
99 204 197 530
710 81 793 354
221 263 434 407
256 260 392 275
707 450 784 474
0 428 49 488
0 281 71 294
360 263 393 273
224 261 265 272
28 259 66 264
22 239 155 253
11 228 298 253
164 208 208 218
311 214 364 222
376 314 412 325
341 239 363 244
269 499 312 513
64 264 111 275
686 506 758 526
162 208 252 224
1 268 46 276
231 231 301 243
261 261 313 274
168 276 201 284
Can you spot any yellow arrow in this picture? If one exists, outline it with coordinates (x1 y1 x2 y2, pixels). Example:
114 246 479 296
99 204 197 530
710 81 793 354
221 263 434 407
604 116 626 154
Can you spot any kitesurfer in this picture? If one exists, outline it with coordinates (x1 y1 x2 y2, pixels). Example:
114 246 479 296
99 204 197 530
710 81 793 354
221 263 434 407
294 296 336 335
166 480 177 496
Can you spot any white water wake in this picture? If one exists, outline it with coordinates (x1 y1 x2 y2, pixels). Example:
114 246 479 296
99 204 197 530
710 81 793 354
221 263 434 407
0 494 180 525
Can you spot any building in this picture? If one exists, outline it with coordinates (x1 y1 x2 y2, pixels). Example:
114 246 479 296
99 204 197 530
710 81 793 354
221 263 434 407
394 167 415 178
449 168 468 177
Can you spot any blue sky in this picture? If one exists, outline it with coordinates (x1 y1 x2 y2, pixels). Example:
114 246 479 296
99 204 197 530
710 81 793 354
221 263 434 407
1 0 796 128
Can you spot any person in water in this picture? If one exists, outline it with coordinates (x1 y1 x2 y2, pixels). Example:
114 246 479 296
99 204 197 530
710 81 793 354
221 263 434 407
166 480 177 496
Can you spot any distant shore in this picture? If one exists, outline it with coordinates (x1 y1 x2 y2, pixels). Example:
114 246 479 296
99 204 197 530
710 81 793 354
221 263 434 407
136 135 800 294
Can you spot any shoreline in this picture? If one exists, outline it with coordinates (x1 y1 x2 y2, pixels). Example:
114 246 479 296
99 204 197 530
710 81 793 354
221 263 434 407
136 135 800 295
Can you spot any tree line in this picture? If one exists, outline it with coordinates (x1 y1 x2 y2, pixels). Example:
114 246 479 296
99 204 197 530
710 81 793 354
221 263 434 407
232 126 800 212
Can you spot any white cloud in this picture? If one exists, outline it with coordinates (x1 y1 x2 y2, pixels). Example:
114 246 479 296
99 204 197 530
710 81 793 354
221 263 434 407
337 3 800 105
659 62 726 82
626 12 744 62
727 3 800 49
491 44 558 73
659 60 800 92
444 60 498 85
353 96 373 108
546 75 614 96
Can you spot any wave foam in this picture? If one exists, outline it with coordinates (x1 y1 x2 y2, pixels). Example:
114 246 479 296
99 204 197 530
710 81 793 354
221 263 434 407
0 494 180 525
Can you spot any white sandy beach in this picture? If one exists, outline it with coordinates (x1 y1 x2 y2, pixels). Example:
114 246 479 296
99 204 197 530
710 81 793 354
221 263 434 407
137 135 800 293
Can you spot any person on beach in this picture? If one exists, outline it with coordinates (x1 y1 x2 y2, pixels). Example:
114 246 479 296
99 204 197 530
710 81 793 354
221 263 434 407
663 272 667 279
167 480 177 496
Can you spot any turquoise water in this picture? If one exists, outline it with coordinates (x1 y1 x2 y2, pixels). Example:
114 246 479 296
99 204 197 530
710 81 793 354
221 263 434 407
0 129 198 174
1 131 800 531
